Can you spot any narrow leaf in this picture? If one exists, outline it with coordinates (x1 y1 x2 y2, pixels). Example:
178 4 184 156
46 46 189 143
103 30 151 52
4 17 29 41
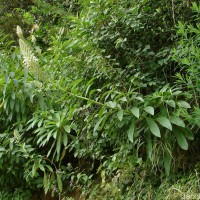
57 173 63 192
32 163 38 177
63 133 68 146
44 172 48 194
94 116 105 133
127 119 135 143
117 110 123 121
145 131 152 160
164 150 171 176
56 133 61 158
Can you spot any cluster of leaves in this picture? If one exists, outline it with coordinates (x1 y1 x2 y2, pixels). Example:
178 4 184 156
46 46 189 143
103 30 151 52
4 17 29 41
0 0 200 199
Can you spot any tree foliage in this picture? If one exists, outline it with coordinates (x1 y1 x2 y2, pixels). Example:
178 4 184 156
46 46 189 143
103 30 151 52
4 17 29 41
0 0 200 199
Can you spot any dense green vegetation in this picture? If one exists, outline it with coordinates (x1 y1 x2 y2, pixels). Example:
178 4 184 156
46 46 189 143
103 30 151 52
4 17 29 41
0 0 200 199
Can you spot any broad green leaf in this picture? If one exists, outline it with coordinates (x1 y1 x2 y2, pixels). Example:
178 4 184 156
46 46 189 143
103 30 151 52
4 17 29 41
174 128 188 150
131 107 140 118
146 118 161 137
144 106 154 115
156 116 172 131
160 84 169 92
135 96 144 102
127 119 135 143
0 147 5 152
120 97 127 102
164 150 171 176
170 116 185 128
64 125 71 133
165 100 176 108
57 173 63 192
178 101 191 109
106 101 116 108
117 110 123 121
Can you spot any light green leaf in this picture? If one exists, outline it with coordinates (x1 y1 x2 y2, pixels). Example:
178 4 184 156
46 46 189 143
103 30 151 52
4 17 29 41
56 133 61 156
135 96 144 102
170 116 185 128
146 118 161 137
160 84 169 92
117 110 123 121
127 119 135 143
165 100 176 108
174 128 188 150
46 165 53 173
156 116 172 131
144 106 154 115
63 133 68 146
178 101 191 108
64 125 71 133
131 107 140 118
32 163 38 177
0 147 5 152
106 101 116 108
120 97 127 102
57 173 63 192
39 164 45 172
